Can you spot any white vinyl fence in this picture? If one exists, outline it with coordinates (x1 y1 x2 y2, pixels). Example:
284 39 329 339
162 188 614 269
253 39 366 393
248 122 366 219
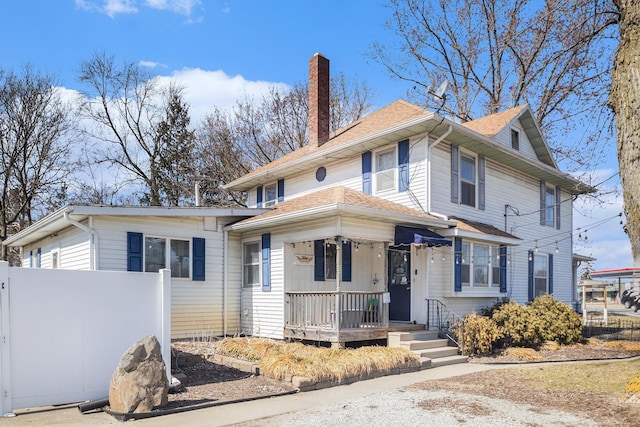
0 262 171 415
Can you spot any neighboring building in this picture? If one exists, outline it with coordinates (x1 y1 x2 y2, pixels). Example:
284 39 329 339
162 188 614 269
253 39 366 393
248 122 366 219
4 53 593 346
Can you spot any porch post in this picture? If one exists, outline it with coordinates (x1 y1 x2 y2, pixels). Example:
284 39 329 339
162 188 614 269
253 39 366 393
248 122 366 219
335 237 342 346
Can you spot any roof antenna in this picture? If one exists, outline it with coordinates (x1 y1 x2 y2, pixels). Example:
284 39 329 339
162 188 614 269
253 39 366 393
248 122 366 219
427 80 449 114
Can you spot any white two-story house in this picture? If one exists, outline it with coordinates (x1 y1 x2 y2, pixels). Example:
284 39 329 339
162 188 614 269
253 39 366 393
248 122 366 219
222 53 593 345
4 54 592 346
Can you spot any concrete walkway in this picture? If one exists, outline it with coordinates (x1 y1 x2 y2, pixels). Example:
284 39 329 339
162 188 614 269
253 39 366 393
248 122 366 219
0 363 504 427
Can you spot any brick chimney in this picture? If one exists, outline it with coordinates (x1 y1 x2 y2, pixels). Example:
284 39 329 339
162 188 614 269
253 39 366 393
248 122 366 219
308 53 330 147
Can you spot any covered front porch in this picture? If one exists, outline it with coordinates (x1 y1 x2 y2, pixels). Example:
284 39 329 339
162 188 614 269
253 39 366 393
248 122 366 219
283 226 452 346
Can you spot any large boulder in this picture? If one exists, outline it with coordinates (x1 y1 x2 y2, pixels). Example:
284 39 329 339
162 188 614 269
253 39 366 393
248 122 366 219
109 335 169 413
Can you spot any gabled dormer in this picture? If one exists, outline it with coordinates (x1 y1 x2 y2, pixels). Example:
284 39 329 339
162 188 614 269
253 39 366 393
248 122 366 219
462 105 556 168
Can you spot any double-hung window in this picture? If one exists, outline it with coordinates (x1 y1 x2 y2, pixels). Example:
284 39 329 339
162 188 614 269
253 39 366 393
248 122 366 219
144 236 190 278
264 183 277 207
460 153 476 207
544 186 555 227
534 254 548 297
375 147 396 192
243 242 260 287
461 242 499 288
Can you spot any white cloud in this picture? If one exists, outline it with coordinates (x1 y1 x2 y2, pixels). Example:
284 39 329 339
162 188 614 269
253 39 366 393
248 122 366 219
139 60 167 69
76 0 201 17
158 67 290 124
75 0 138 17
144 0 201 15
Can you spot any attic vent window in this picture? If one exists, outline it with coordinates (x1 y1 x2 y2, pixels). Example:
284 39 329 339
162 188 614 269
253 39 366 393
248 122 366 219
511 129 520 150
316 166 326 182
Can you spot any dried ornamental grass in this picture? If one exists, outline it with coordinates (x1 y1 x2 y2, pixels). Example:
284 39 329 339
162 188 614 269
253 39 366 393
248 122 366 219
214 338 419 383
603 340 640 352
502 347 543 361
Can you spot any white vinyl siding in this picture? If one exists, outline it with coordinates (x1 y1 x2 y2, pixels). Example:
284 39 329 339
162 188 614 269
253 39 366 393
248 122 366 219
431 143 574 307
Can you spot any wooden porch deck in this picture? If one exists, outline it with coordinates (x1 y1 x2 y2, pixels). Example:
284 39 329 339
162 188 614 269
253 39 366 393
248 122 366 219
285 291 426 345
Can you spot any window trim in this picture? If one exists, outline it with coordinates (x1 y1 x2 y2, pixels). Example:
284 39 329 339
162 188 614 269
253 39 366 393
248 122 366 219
374 146 397 193
544 185 555 227
243 240 261 288
143 235 192 279
51 248 60 269
459 151 477 208
511 128 520 150
533 253 549 297
460 241 500 288
264 183 277 207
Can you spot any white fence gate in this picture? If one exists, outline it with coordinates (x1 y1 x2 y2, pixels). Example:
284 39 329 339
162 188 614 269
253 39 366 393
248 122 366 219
0 262 171 415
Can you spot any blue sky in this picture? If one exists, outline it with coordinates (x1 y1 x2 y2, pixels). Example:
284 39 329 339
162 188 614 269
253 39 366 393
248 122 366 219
0 0 629 273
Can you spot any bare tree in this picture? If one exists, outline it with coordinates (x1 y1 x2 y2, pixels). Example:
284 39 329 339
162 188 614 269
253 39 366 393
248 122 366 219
78 52 189 206
233 73 374 169
610 0 640 266
0 66 73 262
371 0 617 169
193 108 250 206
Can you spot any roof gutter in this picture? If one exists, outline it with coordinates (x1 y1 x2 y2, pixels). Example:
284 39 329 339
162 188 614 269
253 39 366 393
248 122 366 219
224 203 455 232
63 211 99 270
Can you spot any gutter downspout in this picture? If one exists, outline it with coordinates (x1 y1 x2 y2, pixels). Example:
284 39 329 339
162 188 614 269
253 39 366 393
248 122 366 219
63 211 99 270
426 125 453 220
223 229 228 336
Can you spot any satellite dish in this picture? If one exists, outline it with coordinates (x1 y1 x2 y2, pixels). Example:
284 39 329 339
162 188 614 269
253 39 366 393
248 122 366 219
434 80 449 100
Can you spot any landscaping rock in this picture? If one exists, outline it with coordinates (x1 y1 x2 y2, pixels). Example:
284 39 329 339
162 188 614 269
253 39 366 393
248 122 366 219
109 335 169 413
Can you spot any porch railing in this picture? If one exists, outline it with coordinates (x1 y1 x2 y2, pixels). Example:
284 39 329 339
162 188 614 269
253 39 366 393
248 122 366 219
426 299 465 355
286 291 388 331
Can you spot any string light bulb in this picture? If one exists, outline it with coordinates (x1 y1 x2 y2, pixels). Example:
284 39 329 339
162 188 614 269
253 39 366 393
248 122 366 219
555 241 559 254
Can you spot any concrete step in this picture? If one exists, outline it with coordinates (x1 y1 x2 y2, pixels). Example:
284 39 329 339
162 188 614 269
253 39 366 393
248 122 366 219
415 346 459 359
388 330 439 347
400 338 450 351
430 355 469 368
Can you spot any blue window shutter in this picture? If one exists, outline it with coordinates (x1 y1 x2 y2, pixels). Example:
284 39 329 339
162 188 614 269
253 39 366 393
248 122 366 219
36 248 41 268
528 250 534 301
398 139 410 192
362 151 372 195
555 186 561 230
342 240 352 282
192 237 205 281
499 245 507 293
127 232 143 272
548 254 553 294
451 144 459 203
478 154 486 210
277 179 285 203
261 233 271 291
454 237 462 292
314 240 325 281
540 181 546 225
256 186 263 208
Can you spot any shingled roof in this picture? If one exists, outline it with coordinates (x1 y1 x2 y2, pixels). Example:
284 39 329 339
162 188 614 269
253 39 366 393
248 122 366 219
224 100 431 190
461 105 528 137
228 186 450 229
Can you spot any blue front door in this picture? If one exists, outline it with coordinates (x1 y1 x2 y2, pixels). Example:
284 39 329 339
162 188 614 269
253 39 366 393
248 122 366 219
389 248 411 321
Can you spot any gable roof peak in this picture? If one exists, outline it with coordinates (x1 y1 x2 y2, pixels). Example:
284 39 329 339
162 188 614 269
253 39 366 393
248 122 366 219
462 104 530 137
